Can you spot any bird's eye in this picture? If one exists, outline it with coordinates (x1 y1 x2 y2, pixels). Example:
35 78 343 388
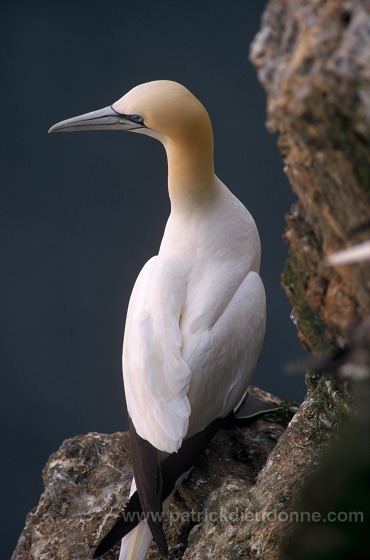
131 114 144 124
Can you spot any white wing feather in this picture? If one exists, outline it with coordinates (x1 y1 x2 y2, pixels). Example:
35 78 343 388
123 257 192 452
184 270 265 437
123 178 265 453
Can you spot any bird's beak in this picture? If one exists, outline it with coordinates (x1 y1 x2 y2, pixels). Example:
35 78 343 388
48 106 143 134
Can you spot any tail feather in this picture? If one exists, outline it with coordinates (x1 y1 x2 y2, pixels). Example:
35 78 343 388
119 519 153 560
118 490 176 560
94 416 231 558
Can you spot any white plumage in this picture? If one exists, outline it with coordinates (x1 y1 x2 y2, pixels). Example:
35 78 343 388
49 80 266 560
124 178 264 453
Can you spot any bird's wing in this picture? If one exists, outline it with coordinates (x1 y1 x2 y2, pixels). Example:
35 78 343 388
123 253 265 453
123 256 192 453
184 270 266 438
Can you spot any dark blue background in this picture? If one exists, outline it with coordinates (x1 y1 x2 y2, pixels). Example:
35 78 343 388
2 1 306 557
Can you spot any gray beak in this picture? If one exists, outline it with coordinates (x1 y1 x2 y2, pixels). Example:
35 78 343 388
48 105 144 133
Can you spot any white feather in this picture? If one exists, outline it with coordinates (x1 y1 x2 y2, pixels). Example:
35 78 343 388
118 519 153 560
123 178 265 452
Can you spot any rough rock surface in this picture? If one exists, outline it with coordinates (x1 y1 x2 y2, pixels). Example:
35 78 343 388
247 0 370 557
12 431 132 560
13 378 365 560
12 387 292 560
250 0 370 353
179 375 350 560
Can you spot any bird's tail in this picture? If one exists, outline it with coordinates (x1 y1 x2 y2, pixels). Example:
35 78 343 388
118 480 153 560
118 484 176 560
95 419 227 558
118 519 153 560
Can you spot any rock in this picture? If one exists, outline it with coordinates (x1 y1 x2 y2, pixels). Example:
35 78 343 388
12 432 133 560
13 378 364 560
248 1 370 557
250 0 370 354
12 387 291 560
284 378 370 560
180 374 353 560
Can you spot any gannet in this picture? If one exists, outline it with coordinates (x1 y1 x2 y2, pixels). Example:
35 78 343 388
49 80 266 560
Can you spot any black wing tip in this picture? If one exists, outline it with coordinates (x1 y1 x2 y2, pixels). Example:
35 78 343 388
92 538 113 558
151 525 169 558
92 544 103 558
161 544 169 558
93 536 122 558
92 490 145 557
92 516 126 558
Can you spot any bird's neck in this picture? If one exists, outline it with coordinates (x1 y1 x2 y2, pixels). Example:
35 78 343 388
165 136 216 213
